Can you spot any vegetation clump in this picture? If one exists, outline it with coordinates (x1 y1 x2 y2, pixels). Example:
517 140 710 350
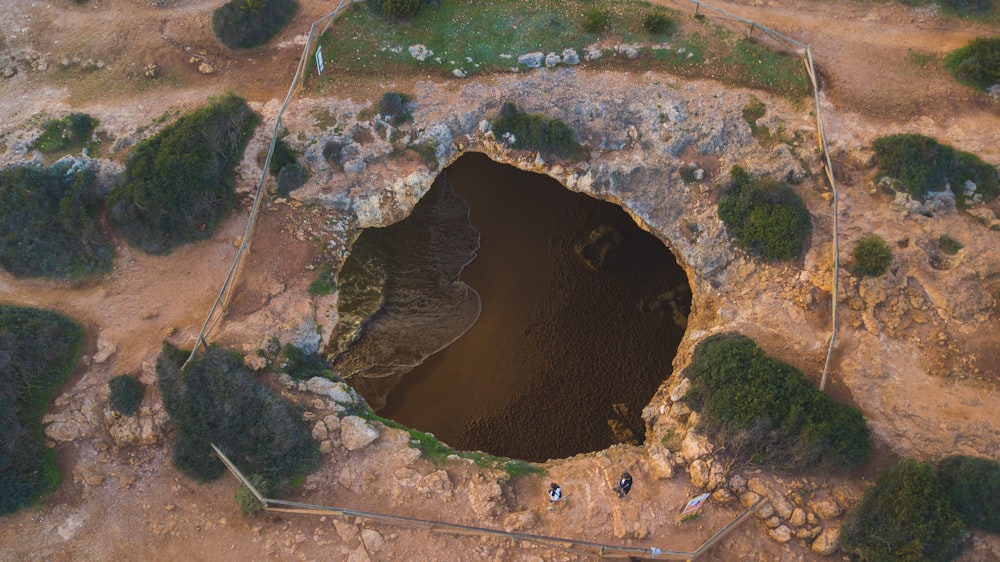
0 305 83 515
937 455 1000 533
235 474 275 516
31 113 97 153
277 344 334 381
872 133 999 207
684 332 871 471
157 342 318 483
938 235 963 255
0 163 113 279
490 102 584 159
213 0 299 50
642 12 673 35
582 8 610 33
717 166 812 261
840 459 966 562
268 137 306 195
851 234 893 277
108 374 143 416
945 37 1000 90
377 92 413 126
108 93 259 253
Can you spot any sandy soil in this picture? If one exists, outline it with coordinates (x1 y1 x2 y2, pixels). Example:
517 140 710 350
1 0 999 560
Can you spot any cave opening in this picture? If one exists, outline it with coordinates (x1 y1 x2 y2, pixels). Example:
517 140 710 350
334 152 691 462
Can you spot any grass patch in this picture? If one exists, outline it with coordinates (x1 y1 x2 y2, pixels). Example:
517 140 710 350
944 36 1000 91
490 102 584 159
30 113 98 153
717 165 812 261
684 332 871 471
157 342 318 483
308 265 336 296
213 0 299 50
108 93 259 254
312 0 808 100
0 162 113 279
277 344 335 381
0 305 83 515
872 133 999 207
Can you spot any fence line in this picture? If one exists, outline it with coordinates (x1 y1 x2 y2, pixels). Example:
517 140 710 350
665 0 841 390
213 444 764 560
182 0 356 369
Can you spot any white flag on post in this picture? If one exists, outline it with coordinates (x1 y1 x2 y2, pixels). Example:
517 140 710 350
315 45 324 76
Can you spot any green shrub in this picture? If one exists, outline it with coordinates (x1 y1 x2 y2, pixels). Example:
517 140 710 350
717 166 812 261
377 92 413 126
851 234 893 277
938 235 963 255
276 163 307 195
872 133 999 206
235 474 274 516
268 137 298 177
31 113 97 153
157 342 318 482
937 455 1000 533
213 0 299 50
841 459 966 562
490 102 584 159
945 37 1000 90
108 374 143 416
381 0 421 18
108 93 258 254
0 305 83 515
0 163 113 279
582 8 610 33
937 0 995 16
643 12 673 35
277 344 333 380
684 332 871 471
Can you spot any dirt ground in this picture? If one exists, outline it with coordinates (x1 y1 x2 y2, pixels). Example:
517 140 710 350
1 0 999 560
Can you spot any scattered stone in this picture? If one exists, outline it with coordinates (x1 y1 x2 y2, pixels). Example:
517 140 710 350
517 52 545 68
561 48 580 65
788 507 807 528
503 510 538 532
144 63 159 77
755 502 775 519
614 44 641 59
360 528 384 552
729 473 747 492
680 429 713 462
764 516 781 528
198 62 214 74
305 377 355 405
93 339 117 363
740 491 761 508
768 525 792 544
688 459 710 489
584 45 602 61
647 444 674 479
468 474 505 519
452 68 466 78
808 498 842 520
408 44 433 61
670 378 690 401
710 487 734 503
544 52 561 67
811 527 840 555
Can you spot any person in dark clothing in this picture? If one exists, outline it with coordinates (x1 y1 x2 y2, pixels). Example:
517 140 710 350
613 472 633 499
548 483 562 502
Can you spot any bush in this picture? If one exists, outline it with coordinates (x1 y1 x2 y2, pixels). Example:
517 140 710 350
937 455 1000 533
684 332 871 471
108 374 143 416
0 305 83 515
381 0 421 18
872 133 999 206
717 166 812 261
235 474 274 516
31 113 97 153
277 344 334 381
213 0 299 50
157 342 318 483
490 102 584 159
0 162 113 279
583 8 610 33
945 37 1000 90
937 0 995 16
841 459 966 562
268 137 298 177
277 163 307 195
108 93 258 253
851 234 893 277
643 12 673 35
377 92 413 126
938 235 963 255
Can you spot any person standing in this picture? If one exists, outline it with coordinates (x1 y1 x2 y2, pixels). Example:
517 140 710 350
613 472 632 499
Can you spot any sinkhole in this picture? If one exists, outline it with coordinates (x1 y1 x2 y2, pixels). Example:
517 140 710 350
331 153 691 462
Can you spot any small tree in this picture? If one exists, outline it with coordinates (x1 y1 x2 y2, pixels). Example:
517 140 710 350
851 234 892 277
643 13 673 35
108 375 143 416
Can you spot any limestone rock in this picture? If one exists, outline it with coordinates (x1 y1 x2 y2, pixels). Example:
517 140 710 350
711 487 734 503
305 377 355 405
729 473 747 492
688 460 710 489
561 48 580 65
408 44 433 61
93 339 117 363
517 52 544 68
808 498 842 520
647 444 675 479
670 378 690 401
680 429 713 462
503 510 538 532
468 475 505 519
197 62 214 74
740 491 761 508
361 529 384 552
768 525 792 544
788 507 807 528
811 527 840 555
764 516 781 529
544 53 561 67
418 470 454 498
340 416 379 451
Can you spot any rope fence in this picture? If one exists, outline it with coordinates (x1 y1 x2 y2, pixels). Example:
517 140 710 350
664 0 842 390
213 444 765 560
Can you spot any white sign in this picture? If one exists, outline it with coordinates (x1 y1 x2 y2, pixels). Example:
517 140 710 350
681 492 710 516
315 45 324 76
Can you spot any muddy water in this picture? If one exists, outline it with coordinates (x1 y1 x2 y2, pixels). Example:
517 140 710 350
344 153 690 462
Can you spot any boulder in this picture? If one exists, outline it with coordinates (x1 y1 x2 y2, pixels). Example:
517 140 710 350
768 525 792 544
688 460 710 489
361 529 385 552
811 527 840 555
680 429 713 461
647 444 675 479
669 378 691 401
561 48 580 65
468 474 505 519
503 510 538 532
305 377 355 405
808 498 842 520
544 53 561 67
517 52 545 68
788 507 807 528
408 44 433 61
340 416 379 451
